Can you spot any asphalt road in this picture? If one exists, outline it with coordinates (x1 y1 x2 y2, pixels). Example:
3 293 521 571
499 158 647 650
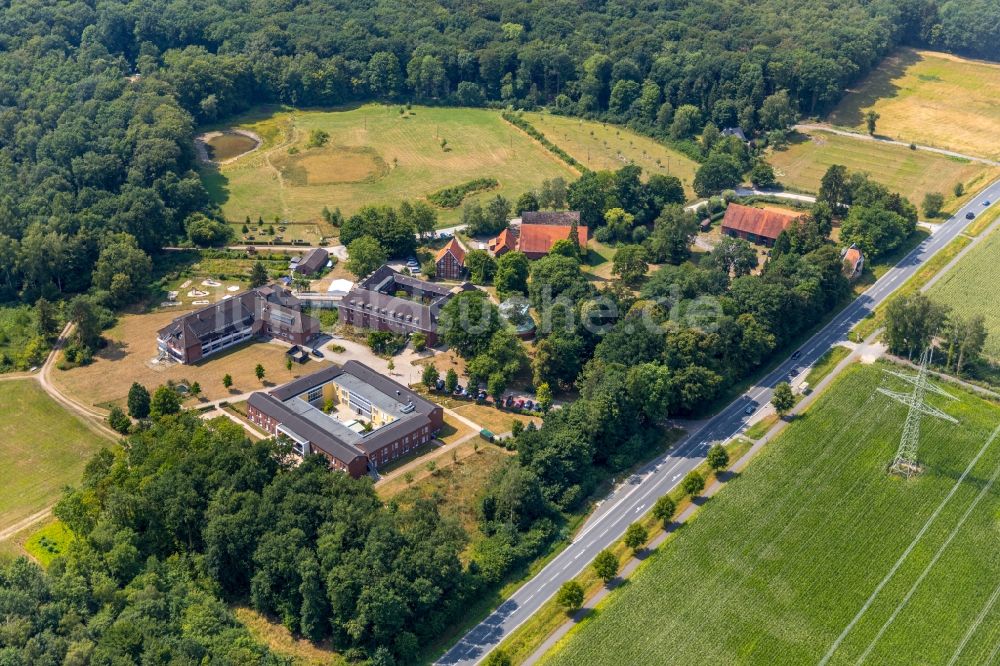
437 179 1000 666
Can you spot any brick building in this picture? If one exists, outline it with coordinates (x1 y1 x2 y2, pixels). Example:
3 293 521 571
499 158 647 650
434 238 465 280
246 361 444 476
156 285 320 364
720 203 802 247
338 265 475 345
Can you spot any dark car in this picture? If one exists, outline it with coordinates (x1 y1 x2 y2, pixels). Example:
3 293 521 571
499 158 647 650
984 200 991 206
435 379 445 391
515 399 525 409
791 350 802 360
966 211 976 220
524 399 534 410
310 348 323 358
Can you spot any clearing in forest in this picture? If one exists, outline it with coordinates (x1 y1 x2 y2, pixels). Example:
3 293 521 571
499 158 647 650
828 48 1000 161
768 129 997 210
521 112 699 198
201 104 578 227
545 362 1000 666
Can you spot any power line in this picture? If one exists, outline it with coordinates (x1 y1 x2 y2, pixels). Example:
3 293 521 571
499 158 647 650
876 347 958 477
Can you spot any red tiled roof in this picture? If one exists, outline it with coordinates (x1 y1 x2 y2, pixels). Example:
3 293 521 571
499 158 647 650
517 224 588 255
721 203 802 241
843 247 862 268
489 228 518 254
435 238 465 265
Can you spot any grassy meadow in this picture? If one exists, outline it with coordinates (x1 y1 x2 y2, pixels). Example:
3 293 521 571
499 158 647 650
768 130 997 209
545 362 1000 665
522 112 699 198
828 48 1000 161
0 380 110 529
202 104 579 226
928 228 1000 361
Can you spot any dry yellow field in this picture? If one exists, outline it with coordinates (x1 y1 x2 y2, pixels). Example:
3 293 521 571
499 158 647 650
203 104 578 226
828 48 1000 160
768 130 998 209
523 112 699 198
51 309 332 410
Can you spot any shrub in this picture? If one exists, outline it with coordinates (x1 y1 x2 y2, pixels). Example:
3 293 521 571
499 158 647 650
107 405 131 434
427 178 499 208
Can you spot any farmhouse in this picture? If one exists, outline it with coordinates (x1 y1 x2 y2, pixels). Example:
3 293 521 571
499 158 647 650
488 228 518 257
294 247 329 276
488 222 588 260
339 265 475 345
247 361 444 477
156 285 320 364
720 203 802 247
435 238 466 280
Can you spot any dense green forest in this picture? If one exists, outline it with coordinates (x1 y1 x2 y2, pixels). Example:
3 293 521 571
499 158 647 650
0 0 995 305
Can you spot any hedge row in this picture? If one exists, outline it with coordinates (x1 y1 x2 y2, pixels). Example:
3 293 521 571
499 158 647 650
500 111 585 171
427 177 500 208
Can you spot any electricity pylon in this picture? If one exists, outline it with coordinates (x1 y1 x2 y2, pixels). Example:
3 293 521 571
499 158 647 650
876 347 958 477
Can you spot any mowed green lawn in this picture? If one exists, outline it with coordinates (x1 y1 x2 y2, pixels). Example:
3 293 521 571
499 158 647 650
929 228 1000 361
768 130 997 210
0 380 110 528
546 363 1000 665
829 48 1000 161
522 112 699 199
203 104 579 226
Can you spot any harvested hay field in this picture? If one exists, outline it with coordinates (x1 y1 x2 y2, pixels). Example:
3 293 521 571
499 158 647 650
522 112 699 198
828 48 1000 161
203 104 578 226
768 130 997 210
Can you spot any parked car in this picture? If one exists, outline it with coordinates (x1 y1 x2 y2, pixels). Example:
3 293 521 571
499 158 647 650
435 379 445 391
966 211 976 219
310 348 323 358
533 403 544 412
515 399 525 409
524 399 534 410
453 385 464 396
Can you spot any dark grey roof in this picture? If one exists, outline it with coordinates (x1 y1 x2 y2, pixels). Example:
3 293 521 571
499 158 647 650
521 210 581 225
344 266 474 331
247 392 367 464
254 361 440 459
157 292 257 347
295 248 329 274
157 285 317 346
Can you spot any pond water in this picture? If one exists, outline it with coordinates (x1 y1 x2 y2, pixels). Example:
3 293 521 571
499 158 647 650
206 132 259 161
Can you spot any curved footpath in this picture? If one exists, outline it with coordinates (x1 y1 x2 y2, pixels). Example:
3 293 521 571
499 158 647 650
437 179 1000 665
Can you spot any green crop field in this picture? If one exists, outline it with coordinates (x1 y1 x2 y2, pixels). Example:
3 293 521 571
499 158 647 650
928 228 1000 361
828 48 1000 161
545 363 1000 665
768 130 997 209
0 380 110 529
522 112 699 199
201 104 579 227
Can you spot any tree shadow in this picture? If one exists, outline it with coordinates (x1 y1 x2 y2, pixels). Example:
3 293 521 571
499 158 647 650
829 49 919 126
715 469 741 483
199 164 231 207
